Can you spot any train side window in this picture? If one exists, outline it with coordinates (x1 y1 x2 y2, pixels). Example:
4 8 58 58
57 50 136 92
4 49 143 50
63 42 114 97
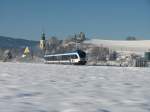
63 55 67 60
52 56 55 60
62 55 64 60
44 57 48 60
64 55 66 60
62 55 67 60
53 56 57 60
71 55 73 59
51 57 53 60
74 55 78 59
58 56 61 60
66 55 69 60
50 56 52 60
71 55 78 59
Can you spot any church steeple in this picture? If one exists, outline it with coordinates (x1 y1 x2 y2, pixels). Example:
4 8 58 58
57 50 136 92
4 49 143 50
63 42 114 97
40 32 46 51
41 32 45 40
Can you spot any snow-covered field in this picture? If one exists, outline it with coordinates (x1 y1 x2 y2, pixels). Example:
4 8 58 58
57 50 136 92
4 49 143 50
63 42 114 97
0 62 150 112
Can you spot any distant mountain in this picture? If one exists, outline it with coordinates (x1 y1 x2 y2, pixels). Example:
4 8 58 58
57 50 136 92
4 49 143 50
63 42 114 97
0 36 39 49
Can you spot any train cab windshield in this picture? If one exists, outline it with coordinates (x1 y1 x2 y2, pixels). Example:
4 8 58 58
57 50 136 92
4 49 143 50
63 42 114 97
76 50 86 58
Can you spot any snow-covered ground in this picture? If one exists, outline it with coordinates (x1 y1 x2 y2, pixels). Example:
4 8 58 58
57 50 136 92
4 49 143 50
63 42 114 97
0 62 150 112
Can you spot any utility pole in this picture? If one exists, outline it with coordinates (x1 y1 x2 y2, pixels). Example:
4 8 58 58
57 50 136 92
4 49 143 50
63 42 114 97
75 34 78 50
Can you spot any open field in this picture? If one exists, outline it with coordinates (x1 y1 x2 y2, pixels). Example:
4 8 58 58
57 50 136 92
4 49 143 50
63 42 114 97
0 62 150 112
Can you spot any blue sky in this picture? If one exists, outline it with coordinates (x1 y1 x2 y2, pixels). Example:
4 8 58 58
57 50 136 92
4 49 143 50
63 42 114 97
0 0 149 40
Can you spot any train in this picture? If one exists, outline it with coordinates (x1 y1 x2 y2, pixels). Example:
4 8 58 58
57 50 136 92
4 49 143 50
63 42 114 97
44 50 87 65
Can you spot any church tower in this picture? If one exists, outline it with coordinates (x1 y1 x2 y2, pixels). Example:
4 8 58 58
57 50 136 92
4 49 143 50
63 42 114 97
40 32 46 51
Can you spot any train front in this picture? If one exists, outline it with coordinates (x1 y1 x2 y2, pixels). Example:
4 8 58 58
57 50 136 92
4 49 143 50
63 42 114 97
76 50 87 65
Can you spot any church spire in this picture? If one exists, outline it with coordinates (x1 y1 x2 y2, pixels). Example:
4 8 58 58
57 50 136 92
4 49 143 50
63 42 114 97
41 32 45 40
40 32 46 51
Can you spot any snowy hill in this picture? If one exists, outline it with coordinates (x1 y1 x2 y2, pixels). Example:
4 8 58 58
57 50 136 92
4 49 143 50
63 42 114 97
85 39 150 53
0 62 150 112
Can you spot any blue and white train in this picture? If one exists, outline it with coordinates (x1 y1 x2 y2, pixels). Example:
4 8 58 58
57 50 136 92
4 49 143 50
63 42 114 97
44 50 87 65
